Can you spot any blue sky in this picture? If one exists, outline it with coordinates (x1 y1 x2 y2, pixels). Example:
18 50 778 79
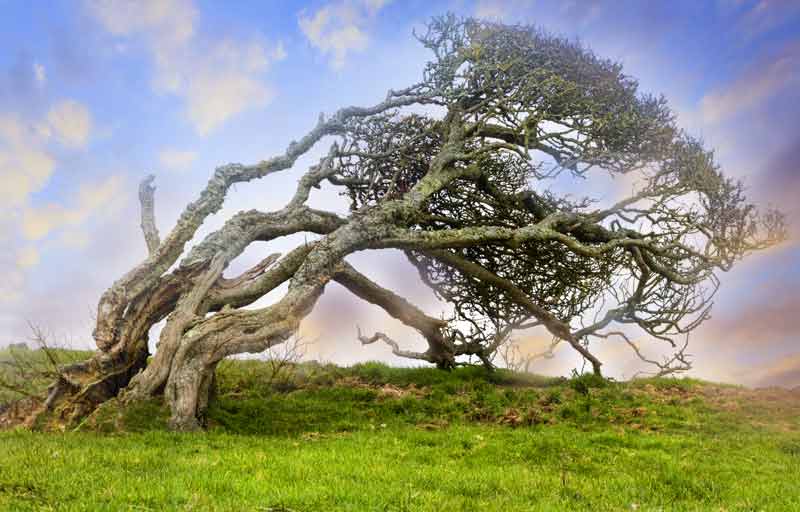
1 0 798 386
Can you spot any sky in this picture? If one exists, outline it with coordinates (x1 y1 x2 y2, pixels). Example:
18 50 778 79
0 0 798 387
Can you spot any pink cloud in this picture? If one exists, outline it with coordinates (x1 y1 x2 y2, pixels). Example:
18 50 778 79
700 41 800 124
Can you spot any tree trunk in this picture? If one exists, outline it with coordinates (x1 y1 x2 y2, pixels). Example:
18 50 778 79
32 341 149 429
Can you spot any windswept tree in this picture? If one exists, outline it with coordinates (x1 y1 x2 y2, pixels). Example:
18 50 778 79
9 16 784 430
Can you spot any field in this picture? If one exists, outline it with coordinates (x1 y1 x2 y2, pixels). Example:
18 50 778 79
1 348 799 511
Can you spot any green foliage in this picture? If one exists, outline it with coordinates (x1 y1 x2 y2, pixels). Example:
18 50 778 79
568 370 610 396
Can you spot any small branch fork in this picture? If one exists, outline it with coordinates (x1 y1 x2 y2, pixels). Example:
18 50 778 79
357 327 435 362
590 330 692 378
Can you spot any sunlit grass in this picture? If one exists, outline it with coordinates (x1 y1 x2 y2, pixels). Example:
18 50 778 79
1 355 798 510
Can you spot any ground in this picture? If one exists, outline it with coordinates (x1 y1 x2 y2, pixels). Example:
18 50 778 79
1 348 799 511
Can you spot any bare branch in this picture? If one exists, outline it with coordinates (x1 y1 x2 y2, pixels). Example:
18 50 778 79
590 330 692 378
357 327 435 362
334 261 454 368
138 174 160 255
499 337 559 373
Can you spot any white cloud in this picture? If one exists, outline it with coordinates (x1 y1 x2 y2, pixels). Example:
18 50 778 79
0 148 56 208
22 204 69 241
21 175 125 241
77 174 125 216
158 148 197 171
85 0 284 135
0 115 56 208
178 40 279 135
299 1 389 69
0 98 98 303
0 99 92 210
84 0 196 46
47 100 92 149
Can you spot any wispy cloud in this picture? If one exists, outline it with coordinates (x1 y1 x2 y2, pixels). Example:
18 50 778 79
299 0 390 69
0 96 104 303
85 0 286 135
84 0 197 47
45 99 92 148
158 148 197 172
0 114 56 208
759 136 800 210
21 174 126 241
727 0 800 39
0 100 93 208
699 41 800 124
702 292 800 349
177 40 283 135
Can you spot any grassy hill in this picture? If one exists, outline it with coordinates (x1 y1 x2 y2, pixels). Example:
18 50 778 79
1 349 799 511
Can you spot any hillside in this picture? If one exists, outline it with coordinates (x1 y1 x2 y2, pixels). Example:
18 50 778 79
1 349 799 511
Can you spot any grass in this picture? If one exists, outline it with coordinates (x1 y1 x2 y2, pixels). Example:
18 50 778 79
1 353 799 511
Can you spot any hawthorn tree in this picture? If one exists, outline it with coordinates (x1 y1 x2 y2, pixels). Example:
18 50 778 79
9 16 784 430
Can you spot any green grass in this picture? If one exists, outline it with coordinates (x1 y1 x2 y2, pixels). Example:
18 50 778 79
1 355 799 511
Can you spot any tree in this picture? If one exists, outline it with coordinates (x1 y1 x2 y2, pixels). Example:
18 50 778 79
7 15 784 431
